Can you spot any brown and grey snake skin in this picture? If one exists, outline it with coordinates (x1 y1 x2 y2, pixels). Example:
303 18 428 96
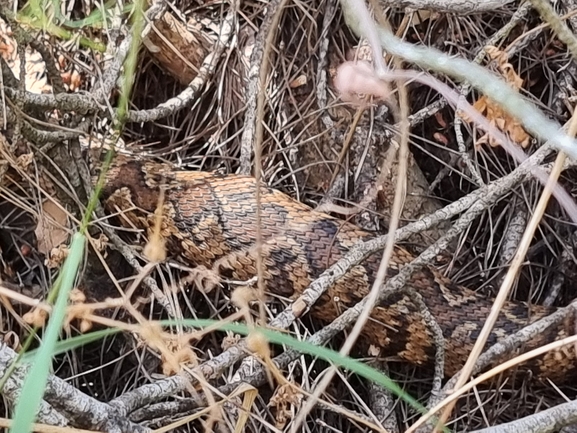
101 158 577 381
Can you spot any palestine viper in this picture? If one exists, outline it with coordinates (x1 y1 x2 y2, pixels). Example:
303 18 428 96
101 158 577 381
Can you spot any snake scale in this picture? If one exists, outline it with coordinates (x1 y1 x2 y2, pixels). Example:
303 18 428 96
101 158 576 381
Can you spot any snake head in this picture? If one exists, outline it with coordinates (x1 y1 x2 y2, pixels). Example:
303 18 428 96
98 156 177 212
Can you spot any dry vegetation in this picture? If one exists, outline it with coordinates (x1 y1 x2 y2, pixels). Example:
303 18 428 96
0 0 577 432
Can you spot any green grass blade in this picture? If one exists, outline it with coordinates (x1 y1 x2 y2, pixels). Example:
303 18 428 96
19 318 428 419
9 233 85 433
19 328 120 363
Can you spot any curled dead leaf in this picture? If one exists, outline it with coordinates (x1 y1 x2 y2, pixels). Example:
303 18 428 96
464 46 530 149
35 200 70 258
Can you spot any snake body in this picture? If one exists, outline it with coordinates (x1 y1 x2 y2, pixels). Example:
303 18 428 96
101 159 576 381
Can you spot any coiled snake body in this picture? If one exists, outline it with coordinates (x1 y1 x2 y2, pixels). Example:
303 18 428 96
101 159 577 381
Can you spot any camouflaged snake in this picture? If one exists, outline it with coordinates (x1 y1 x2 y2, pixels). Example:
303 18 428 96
101 158 577 381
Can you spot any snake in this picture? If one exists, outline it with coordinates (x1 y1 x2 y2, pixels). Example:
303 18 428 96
100 157 577 382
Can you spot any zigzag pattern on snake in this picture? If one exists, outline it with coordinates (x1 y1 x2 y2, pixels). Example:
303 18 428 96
100 158 577 381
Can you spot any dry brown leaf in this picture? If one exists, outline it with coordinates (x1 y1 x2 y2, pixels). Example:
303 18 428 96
469 95 531 148
35 200 70 257
408 10 439 26
465 46 530 149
